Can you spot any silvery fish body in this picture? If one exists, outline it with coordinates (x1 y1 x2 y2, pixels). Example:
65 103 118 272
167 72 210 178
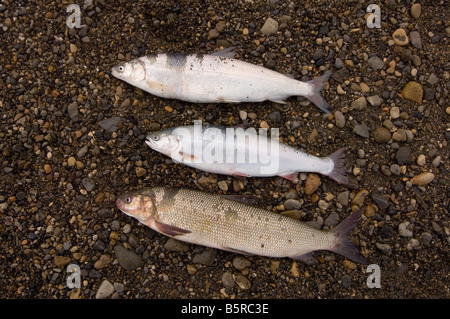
115 187 365 263
145 123 348 184
111 50 332 113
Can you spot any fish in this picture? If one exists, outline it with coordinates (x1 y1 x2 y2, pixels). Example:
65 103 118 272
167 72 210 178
115 187 366 263
111 48 333 113
145 122 349 184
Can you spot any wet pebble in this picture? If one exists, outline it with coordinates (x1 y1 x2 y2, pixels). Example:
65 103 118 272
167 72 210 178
402 81 423 104
234 273 251 290
410 172 435 186
410 31 422 49
367 56 384 70
99 117 123 133
373 127 391 143
334 111 345 128
411 3 421 19
114 245 142 270
222 272 235 288
392 28 409 46
164 238 190 252
399 221 413 237
396 147 412 165
82 177 95 192
304 174 320 195
260 17 278 35
351 97 367 110
353 123 370 138
232 256 251 270
96 280 115 299
193 249 216 266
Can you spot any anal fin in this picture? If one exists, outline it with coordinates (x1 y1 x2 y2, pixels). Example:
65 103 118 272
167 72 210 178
292 252 317 265
154 221 191 237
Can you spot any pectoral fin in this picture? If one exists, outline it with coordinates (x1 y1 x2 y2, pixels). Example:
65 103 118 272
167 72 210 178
279 172 299 182
154 221 191 237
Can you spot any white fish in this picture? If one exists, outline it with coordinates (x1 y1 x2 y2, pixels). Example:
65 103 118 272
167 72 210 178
145 122 348 184
116 187 365 263
111 49 333 113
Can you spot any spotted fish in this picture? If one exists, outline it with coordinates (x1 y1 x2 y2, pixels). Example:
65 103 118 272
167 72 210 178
111 49 333 113
116 187 365 263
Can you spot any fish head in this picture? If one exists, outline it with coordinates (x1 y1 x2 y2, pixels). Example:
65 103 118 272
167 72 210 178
116 191 156 224
111 58 146 84
145 131 181 156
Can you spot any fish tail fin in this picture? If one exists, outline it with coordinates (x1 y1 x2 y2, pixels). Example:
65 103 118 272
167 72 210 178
325 147 349 185
306 71 333 113
330 209 366 264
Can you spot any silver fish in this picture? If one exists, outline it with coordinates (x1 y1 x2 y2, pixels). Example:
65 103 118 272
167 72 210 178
111 49 333 113
145 122 348 184
115 187 365 263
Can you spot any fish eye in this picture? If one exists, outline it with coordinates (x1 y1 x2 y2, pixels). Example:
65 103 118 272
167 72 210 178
125 196 132 203
152 135 159 141
118 66 125 72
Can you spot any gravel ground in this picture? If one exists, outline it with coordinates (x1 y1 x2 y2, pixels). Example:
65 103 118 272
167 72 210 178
0 0 449 299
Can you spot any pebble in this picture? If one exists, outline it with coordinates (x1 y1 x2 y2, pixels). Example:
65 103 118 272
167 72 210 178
367 56 384 70
193 249 216 266
99 117 123 133
353 123 370 138
337 191 350 206
239 110 247 121
260 17 278 35
373 127 391 143
82 177 95 192
114 245 142 270
416 154 426 166
218 180 228 191
324 211 339 227
410 172 435 186
222 272 235 288
234 274 251 290
410 31 422 49
399 221 413 237
334 111 345 128
67 102 79 122
232 256 251 270
366 95 382 107
376 243 392 255
402 81 423 103
410 3 421 19
351 189 369 207
432 156 441 167
390 107 400 119
304 174 320 195
164 238 190 252
284 199 302 210
392 28 409 46
396 147 412 165
351 97 367 110
96 280 115 299
53 256 72 267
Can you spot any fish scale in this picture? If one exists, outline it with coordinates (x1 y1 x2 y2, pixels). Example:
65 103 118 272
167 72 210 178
116 187 365 263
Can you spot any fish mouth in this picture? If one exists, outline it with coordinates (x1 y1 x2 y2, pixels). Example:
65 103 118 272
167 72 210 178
115 196 125 210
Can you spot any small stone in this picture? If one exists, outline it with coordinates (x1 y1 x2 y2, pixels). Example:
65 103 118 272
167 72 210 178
392 28 409 46
410 31 422 49
337 191 350 206
67 156 76 167
94 255 111 269
260 17 278 35
353 123 370 138
70 43 78 53
114 245 142 270
135 167 146 177
343 260 357 270
193 249 216 266
284 199 302 210
234 274 251 290
411 3 421 19
164 238 190 252
208 29 220 40
218 180 228 191
324 211 339 227
334 111 345 128
351 97 367 110
390 164 401 176
359 83 370 93
352 189 369 207
304 174 321 195
44 164 52 174
396 146 412 165
82 177 95 192
371 193 390 209
402 81 423 104
399 221 413 237
416 154 426 166
96 280 114 299
432 156 441 167
390 107 400 119
53 256 72 267
410 172 435 186
427 73 439 85
368 56 384 70
76 145 88 158
232 256 251 270
373 127 391 143
239 110 247 121
222 272 235 287
99 117 123 133
421 232 432 246
67 102 79 122
366 95 382 107
376 243 392 255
